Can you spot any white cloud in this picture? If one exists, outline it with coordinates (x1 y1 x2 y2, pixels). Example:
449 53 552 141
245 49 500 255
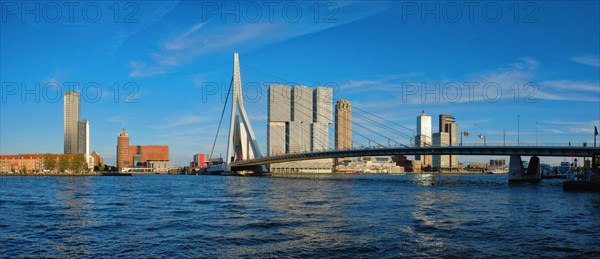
571 55 600 67
345 57 600 111
151 114 207 129
129 2 389 78
546 120 600 134
541 80 600 92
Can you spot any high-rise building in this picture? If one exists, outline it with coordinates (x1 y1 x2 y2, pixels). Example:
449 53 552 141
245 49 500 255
436 114 459 168
77 120 90 167
432 132 450 168
313 87 332 123
64 91 80 154
415 111 432 168
335 100 352 165
267 84 334 173
288 121 311 153
268 85 332 154
77 120 89 155
117 128 130 169
268 85 291 156
311 122 329 151
311 87 332 152
268 84 292 122
335 100 352 150
439 114 454 133
291 86 313 122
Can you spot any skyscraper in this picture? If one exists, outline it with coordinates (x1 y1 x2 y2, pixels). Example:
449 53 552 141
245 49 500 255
268 84 333 154
290 86 313 153
437 114 459 168
335 100 352 164
268 85 291 156
77 120 89 165
117 128 130 170
313 87 332 123
415 111 432 168
312 87 332 151
64 91 80 154
267 84 334 173
335 100 352 150
291 86 313 122
432 132 450 168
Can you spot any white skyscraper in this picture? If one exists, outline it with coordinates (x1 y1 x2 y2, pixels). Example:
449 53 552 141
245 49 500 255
267 84 334 173
415 111 432 167
292 86 313 122
268 85 333 154
268 85 291 156
312 87 333 152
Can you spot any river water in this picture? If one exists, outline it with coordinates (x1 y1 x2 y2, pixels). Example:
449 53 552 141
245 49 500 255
1 174 599 258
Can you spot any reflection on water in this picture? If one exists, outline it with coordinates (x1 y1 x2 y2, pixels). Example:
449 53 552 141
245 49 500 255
55 177 95 256
1 174 599 257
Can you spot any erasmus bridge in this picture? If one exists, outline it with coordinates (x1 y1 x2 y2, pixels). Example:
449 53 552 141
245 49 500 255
207 53 599 178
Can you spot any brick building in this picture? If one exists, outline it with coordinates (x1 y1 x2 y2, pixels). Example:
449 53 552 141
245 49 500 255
0 154 86 174
116 128 169 170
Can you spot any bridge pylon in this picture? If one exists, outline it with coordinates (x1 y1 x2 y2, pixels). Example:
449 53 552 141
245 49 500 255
225 53 262 166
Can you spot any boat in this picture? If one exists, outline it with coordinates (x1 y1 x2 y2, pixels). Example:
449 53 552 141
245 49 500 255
541 163 555 178
556 162 573 179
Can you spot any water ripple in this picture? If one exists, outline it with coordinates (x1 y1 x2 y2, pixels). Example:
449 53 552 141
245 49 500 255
1 174 599 257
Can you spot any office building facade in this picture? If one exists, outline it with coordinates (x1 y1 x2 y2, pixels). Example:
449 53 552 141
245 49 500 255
64 91 80 154
268 85 291 156
435 114 459 169
77 120 89 156
415 111 432 168
268 85 333 155
267 84 334 172
432 132 450 168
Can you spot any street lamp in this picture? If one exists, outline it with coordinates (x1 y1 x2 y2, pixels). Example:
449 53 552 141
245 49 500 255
517 115 520 146
479 134 486 146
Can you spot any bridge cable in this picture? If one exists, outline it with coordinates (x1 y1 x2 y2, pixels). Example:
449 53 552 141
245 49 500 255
209 77 234 160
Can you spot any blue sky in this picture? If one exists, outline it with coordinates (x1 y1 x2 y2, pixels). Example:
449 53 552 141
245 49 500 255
1 1 599 166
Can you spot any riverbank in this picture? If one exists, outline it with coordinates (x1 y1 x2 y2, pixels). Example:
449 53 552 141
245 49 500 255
0 173 101 177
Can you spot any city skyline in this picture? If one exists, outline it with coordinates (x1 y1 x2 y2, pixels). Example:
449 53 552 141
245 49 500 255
1 1 599 166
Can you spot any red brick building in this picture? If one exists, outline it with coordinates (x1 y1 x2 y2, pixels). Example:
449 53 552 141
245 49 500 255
91 151 104 167
117 128 130 169
116 128 169 170
0 154 85 173
129 145 169 167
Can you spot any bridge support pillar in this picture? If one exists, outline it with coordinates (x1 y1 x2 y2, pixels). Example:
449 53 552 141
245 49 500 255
508 155 542 183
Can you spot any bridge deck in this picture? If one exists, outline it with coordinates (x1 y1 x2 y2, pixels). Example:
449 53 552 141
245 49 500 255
230 146 600 168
